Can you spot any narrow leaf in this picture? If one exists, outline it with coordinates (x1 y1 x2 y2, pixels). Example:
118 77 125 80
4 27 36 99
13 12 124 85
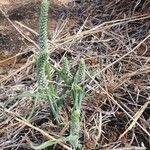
31 139 62 150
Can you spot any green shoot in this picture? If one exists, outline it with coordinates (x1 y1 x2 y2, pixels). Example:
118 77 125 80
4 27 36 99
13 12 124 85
69 59 86 150
37 0 60 123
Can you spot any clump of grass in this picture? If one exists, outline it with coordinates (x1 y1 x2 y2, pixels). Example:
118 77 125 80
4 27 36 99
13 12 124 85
5 0 86 149
31 0 86 149
31 58 86 150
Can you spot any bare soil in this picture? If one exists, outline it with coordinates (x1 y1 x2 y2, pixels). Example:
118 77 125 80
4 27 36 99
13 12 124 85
0 0 150 150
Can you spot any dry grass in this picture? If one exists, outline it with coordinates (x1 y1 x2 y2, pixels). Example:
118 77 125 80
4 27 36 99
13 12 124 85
0 0 150 149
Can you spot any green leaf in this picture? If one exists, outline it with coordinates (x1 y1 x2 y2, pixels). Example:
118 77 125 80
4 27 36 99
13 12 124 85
4 91 38 108
31 138 62 150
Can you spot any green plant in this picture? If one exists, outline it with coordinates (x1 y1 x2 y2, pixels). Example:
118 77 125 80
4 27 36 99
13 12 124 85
69 58 86 150
31 58 86 150
6 0 86 149
32 0 86 149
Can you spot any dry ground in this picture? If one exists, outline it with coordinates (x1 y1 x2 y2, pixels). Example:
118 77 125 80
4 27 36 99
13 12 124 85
0 0 150 150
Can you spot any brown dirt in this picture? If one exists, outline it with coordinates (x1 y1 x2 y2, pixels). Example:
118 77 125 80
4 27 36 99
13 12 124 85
0 0 150 150
0 0 75 76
